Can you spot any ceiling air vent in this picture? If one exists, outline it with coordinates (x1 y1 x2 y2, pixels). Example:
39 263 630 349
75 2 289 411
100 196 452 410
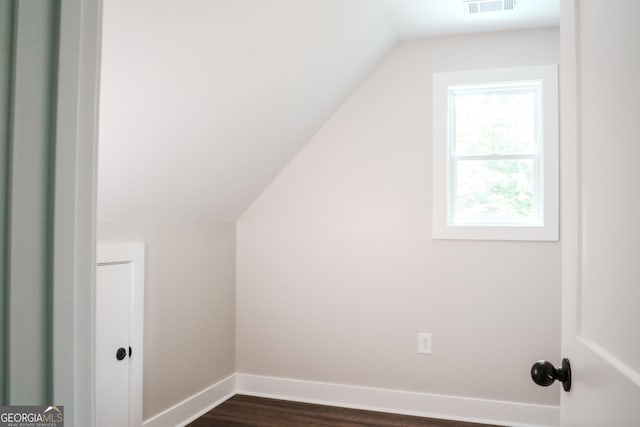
462 0 517 14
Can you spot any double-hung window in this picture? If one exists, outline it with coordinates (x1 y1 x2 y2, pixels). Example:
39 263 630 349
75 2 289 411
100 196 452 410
432 65 558 241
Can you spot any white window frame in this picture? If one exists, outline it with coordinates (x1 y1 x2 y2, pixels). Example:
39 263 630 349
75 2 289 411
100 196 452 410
432 65 559 241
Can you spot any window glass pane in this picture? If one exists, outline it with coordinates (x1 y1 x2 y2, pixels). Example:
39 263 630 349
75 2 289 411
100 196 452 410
453 159 537 223
453 87 538 155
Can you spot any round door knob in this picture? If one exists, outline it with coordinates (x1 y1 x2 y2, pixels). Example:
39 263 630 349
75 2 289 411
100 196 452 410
531 358 571 392
116 347 127 361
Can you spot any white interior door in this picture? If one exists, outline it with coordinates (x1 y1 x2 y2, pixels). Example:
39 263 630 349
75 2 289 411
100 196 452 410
560 1 640 425
96 262 132 427
96 244 145 427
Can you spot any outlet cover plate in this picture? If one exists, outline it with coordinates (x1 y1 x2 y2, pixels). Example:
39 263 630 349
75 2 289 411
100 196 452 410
418 333 432 354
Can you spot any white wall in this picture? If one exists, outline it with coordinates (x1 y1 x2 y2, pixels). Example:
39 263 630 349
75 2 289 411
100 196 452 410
97 222 236 420
237 28 561 406
98 0 396 223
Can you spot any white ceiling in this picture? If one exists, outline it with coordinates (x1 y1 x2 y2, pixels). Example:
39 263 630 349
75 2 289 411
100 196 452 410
97 0 559 223
382 0 559 39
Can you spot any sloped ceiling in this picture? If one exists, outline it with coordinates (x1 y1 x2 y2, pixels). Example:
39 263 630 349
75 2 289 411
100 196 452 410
98 0 559 222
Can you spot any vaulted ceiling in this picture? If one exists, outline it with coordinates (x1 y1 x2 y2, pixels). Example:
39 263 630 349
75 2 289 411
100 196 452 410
97 0 559 222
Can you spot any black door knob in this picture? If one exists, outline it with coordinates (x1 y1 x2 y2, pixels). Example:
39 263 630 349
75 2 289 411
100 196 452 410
531 358 571 392
116 347 127 361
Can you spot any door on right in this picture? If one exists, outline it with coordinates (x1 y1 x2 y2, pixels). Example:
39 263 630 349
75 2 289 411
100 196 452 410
560 0 640 425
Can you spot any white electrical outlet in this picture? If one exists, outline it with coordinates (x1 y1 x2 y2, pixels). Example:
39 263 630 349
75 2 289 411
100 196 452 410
418 333 432 354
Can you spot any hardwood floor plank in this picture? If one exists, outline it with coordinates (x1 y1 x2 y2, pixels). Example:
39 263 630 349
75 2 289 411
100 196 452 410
187 395 503 427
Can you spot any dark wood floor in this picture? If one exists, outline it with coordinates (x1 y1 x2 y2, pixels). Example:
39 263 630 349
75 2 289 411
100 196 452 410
187 395 502 427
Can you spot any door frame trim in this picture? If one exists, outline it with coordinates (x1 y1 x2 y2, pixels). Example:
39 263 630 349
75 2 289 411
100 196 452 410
52 0 102 424
559 0 579 359
97 243 145 426
559 0 580 420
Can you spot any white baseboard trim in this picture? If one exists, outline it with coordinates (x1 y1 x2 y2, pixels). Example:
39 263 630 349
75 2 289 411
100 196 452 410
235 373 559 427
143 374 236 427
141 373 559 427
